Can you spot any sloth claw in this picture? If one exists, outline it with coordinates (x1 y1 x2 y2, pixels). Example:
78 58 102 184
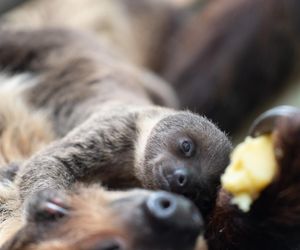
249 106 300 137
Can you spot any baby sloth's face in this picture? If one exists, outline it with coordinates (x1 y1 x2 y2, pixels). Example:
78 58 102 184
142 112 232 216
3 186 204 250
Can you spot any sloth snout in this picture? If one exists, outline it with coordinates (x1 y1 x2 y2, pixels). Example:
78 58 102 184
164 168 189 192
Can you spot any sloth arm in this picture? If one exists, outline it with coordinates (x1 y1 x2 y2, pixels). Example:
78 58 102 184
15 110 142 202
205 116 300 250
0 29 171 204
0 29 179 206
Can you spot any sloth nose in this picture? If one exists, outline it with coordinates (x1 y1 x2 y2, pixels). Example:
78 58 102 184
166 168 189 191
145 191 203 233
174 169 188 187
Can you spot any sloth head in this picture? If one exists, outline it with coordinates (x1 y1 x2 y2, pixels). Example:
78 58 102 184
136 111 232 216
2 186 204 250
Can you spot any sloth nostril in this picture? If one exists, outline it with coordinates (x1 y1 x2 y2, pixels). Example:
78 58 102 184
177 174 186 186
164 168 189 191
174 169 188 188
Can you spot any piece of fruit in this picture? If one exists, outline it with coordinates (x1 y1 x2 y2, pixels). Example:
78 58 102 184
221 135 278 212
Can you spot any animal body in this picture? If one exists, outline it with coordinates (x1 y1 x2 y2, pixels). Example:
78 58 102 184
0 4 231 248
203 111 300 249
3 102 300 250
3 105 300 250
0 28 231 220
0 176 205 250
0 2 299 250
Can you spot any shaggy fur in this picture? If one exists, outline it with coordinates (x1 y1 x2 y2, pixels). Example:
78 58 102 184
0 184 206 250
3 0 299 135
0 81 53 166
204 114 300 249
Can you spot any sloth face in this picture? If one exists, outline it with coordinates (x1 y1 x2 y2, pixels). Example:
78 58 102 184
142 112 232 216
3 186 204 250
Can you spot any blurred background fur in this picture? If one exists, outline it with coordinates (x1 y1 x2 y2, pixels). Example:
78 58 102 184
0 0 299 139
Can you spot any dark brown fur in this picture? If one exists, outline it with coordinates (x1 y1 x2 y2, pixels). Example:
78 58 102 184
161 0 300 133
204 114 300 249
0 185 206 250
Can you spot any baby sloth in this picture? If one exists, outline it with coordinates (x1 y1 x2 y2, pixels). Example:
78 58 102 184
1 185 205 250
0 28 231 216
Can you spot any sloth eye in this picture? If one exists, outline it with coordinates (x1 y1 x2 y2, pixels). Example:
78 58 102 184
179 139 194 157
27 189 69 224
35 201 68 222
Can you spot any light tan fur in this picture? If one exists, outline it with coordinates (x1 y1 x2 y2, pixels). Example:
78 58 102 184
134 108 175 176
0 74 54 166
43 186 126 246
0 180 22 246
0 74 54 245
0 185 125 247
0 185 206 250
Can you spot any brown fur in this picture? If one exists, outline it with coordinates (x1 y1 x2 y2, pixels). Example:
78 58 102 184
0 185 206 250
4 0 299 136
204 113 300 249
0 5 231 248
0 29 231 217
161 0 300 133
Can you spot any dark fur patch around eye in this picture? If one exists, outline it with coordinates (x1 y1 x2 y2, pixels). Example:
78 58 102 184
179 139 195 157
35 201 68 222
27 190 70 223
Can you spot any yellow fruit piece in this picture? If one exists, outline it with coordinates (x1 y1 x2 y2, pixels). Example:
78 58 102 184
221 135 278 212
